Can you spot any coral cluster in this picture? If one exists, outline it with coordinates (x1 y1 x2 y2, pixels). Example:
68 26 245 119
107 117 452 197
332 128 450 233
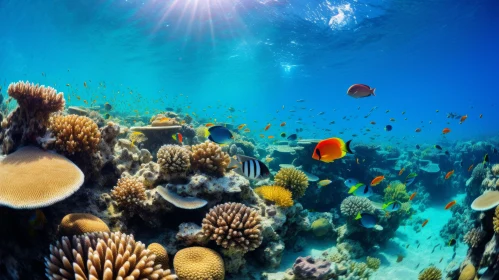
191 141 231 176
254 185 294 207
384 180 410 203
45 232 177 279
418 266 442 280
366 256 381 270
274 168 309 199
48 114 101 155
340 196 376 217
463 227 485 248
492 164 499 176
150 114 180 127
111 176 147 210
311 218 332 237
147 243 170 269
202 202 263 253
157 145 191 179
59 213 110 236
173 247 225 280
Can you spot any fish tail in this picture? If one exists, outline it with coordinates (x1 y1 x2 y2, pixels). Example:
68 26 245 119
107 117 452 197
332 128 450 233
371 88 376 96
345 140 354 154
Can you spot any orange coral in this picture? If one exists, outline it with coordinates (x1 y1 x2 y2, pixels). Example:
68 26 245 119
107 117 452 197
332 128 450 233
49 114 101 155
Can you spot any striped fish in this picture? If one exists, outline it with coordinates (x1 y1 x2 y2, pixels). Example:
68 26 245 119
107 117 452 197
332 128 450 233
236 155 270 180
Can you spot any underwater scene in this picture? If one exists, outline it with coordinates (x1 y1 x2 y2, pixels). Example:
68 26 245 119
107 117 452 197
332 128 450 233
1 0 499 279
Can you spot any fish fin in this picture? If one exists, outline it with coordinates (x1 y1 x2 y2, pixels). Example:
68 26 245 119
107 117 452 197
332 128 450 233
355 213 362 220
236 154 256 163
371 88 376 96
315 148 321 160
348 186 358 194
345 140 354 154
382 203 389 210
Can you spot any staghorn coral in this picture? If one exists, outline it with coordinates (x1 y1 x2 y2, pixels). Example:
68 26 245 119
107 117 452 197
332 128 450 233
254 185 294 207
59 213 110 236
384 180 410 203
366 256 381 270
191 141 231 176
274 168 309 199
147 243 170 269
494 206 499 233
463 227 485 248
0 146 84 209
340 196 376 218
48 114 101 155
173 247 224 280
45 232 177 280
492 164 499 176
157 145 191 179
418 266 442 280
111 176 147 210
202 202 263 253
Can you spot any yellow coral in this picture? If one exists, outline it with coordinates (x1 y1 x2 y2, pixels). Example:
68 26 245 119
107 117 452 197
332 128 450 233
111 176 147 210
311 218 331 237
148 243 170 269
384 180 410 203
191 141 230 176
418 266 442 280
254 185 293 207
458 264 476 280
274 168 309 199
328 252 346 263
366 256 381 270
59 213 110 236
196 126 208 141
49 114 101 155
173 247 224 280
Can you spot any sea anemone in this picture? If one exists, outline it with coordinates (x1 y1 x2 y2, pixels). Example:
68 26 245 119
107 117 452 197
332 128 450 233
274 167 309 199
254 185 294 207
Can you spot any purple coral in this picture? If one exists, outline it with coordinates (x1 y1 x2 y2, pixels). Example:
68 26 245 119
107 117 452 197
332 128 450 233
292 256 332 280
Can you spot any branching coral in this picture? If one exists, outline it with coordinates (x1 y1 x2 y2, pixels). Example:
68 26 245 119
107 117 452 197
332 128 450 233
340 196 375 217
463 227 485 248
45 232 177 279
418 266 442 280
8 81 65 115
274 167 309 199
384 180 410 203
157 145 191 179
366 256 381 270
202 202 263 253
48 114 101 155
254 185 293 207
191 141 231 176
111 176 146 210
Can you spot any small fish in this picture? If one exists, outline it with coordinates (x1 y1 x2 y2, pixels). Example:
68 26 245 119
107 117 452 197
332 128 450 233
172 133 183 144
405 173 417 186
416 144 420 149
318 179 332 187
406 244 409 249
434 145 442 150
386 110 390 113
396 255 404 263
280 122 286 127
208 126 233 144
349 183 374 198
448 238 456 246
468 164 474 172
84 81 87 87
409 192 417 201
312 138 353 163
280 132 286 138
445 170 454 180
385 125 392 131
259 134 265 138
103 113 111 120
417 244 421 249
370 175 385 186
483 154 489 165
265 157 274 163
398 168 405 176
346 84 376 98
442 128 451 134
236 155 270 180
355 212 377 228
439 257 443 263
445 200 456 210
268 135 274 139
422 219 429 227
356 158 360 164
244 128 251 133
390 118 396 122
459 115 468 124
479 114 483 118
237 124 246 130
104 102 112 111
370 121 376 125
264 123 272 131
415 263 420 269
344 178 360 188
287 134 297 141
205 123 215 127
445 151 450 156
129 131 148 147
415 128 421 132
382 201 401 212
296 99 305 102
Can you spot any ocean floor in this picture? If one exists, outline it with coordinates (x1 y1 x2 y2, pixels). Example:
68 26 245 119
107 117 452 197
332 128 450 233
265 194 467 279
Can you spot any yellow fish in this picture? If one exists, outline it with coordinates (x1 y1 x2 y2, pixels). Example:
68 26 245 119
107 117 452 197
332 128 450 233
317 179 332 187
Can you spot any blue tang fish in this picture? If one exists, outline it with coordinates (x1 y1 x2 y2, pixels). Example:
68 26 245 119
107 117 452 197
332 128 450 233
348 183 373 198
355 212 377 228
383 201 402 212
344 178 360 188
405 173 417 186
208 126 233 144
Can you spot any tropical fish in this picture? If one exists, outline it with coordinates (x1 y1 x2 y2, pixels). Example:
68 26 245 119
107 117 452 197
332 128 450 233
104 113 111 119
479 114 483 118
409 192 417 201
287 134 297 141
280 122 286 127
237 124 246 130
104 102 112 111
236 155 270 180
244 128 251 133
347 84 376 98
205 123 215 127
448 238 456 246
370 121 376 125
259 134 265 138
442 128 451 134
445 200 456 210
396 255 404 263
415 128 422 132
416 144 420 149
355 212 377 228
280 132 286 138
435 145 442 150
483 154 489 165
445 170 454 179
422 219 429 227
445 151 450 156
208 126 233 144
344 178 360 188
172 133 183 144
349 183 373 198
129 131 147 147
312 138 353 163
459 115 468 124
382 201 401 212
405 173 417 186
318 179 332 187
385 125 392 131
390 118 396 122
268 136 274 139
398 168 405 176
468 164 474 172
265 157 274 163
370 176 385 186
264 123 271 131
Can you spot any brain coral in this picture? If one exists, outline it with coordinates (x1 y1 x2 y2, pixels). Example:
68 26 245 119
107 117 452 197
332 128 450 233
173 247 224 280
191 141 231 176
0 146 84 209
463 227 485 248
274 168 309 199
157 145 191 179
254 185 293 207
59 213 110 236
340 196 376 217
111 176 147 210
45 232 178 280
48 114 101 155
8 81 65 116
418 266 442 280
202 202 263 253
148 243 170 269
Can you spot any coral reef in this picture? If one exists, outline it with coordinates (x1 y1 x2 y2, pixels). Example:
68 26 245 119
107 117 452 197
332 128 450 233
384 180 410 203
340 196 376 218
493 205 499 233
48 114 101 156
191 141 231 177
291 256 332 280
254 185 294 207
173 247 224 280
157 144 191 180
111 176 147 211
202 202 263 253
463 227 485 248
274 168 309 199
366 256 381 270
418 266 442 280
59 213 110 236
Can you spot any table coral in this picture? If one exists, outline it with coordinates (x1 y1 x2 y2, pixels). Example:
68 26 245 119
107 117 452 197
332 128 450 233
111 176 147 211
157 144 191 180
191 141 231 177
48 114 101 155
274 168 309 199
202 202 263 253
173 247 224 280
254 185 294 207
340 196 376 218
59 213 110 236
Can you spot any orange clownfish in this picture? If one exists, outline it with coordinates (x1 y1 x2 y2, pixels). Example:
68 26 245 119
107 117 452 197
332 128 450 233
312 138 353 163
468 164 474 172
442 128 451 134
398 168 405 176
370 175 385 186
445 200 456 210
409 192 417 201
422 219 429 227
280 122 286 127
460 115 468 124
445 170 454 180
264 123 271 131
